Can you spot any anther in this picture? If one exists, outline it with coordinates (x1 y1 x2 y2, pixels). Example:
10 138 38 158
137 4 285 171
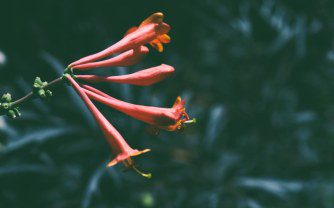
132 164 152 179
184 118 197 124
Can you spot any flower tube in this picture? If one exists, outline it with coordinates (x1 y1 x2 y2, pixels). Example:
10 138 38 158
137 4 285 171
66 75 151 178
72 46 149 70
81 85 196 131
76 64 174 86
69 13 170 67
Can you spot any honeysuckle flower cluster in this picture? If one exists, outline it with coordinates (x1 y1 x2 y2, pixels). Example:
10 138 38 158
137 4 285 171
63 12 196 178
0 12 195 178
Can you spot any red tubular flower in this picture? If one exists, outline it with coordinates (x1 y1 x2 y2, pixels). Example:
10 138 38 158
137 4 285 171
69 13 170 68
66 75 151 178
126 12 171 52
72 46 149 70
81 85 196 131
76 64 174 86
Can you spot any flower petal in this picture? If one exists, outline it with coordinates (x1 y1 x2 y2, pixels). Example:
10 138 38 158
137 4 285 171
139 12 164 27
69 23 159 67
76 64 174 86
124 26 138 37
107 149 151 167
157 34 171 44
72 46 149 70
149 39 163 52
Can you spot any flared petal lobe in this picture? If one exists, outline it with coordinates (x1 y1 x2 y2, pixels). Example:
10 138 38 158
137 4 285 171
128 12 171 53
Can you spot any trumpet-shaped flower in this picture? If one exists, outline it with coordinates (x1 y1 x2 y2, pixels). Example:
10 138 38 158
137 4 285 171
66 75 151 178
72 46 149 70
127 12 171 52
76 64 174 86
81 85 195 131
69 12 170 67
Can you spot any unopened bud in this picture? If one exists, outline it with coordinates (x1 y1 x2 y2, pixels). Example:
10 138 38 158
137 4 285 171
2 103 9 110
38 89 46 98
1 93 12 102
34 77 43 85
46 90 52 97
14 108 21 117
33 83 40 88
7 109 16 119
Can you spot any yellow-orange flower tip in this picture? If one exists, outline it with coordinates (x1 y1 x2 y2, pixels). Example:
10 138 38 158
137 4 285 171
140 12 170 53
173 96 182 107
139 12 164 27
152 96 194 132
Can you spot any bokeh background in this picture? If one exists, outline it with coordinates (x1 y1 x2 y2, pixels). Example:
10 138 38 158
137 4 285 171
1 0 334 207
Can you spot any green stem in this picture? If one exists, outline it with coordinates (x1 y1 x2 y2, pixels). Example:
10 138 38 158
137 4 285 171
0 77 64 116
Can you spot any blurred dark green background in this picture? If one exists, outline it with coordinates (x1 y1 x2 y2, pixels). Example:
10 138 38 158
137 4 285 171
1 0 334 207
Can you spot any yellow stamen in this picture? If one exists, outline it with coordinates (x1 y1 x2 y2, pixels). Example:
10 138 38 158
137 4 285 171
132 165 152 179
184 118 197 124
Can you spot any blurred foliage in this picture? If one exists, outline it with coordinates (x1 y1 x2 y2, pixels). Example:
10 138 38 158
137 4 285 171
1 0 334 207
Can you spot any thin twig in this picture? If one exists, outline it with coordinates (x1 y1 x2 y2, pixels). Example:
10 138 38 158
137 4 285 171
1 76 64 116
11 77 63 107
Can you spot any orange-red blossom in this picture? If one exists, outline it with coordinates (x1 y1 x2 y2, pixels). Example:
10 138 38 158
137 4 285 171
82 84 195 131
64 12 195 178
76 64 174 86
66 75 151 178
69 12 170 68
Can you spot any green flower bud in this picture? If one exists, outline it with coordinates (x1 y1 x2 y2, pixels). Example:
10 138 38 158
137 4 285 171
38 89 46 98
7 109 16 119
33 83 40 88
33 77 51 100
46 90 53 97
2 103 9 110
14 108 21 117
1 93 12 102
34 77 43 85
